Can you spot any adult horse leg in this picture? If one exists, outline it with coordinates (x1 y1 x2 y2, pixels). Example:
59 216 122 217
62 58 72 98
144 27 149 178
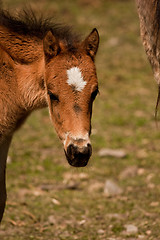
0 136 12 222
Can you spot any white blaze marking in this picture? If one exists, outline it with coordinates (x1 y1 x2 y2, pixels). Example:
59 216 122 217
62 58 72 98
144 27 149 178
67 67 87 91
63 132 90 147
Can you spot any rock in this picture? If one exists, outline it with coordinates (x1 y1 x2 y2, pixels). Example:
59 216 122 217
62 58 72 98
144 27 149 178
147 183 155 189
137 168 145 176
146 230 152 235
138 235 145 239
124 224 138 235
63 172 88 182
48 215 56 225
107 213 124 220
119 166 138 180
98 148 127 158
97 229 105 235
150 201 159 207
79 173 89 180
78 219 86 225
51 198 61 205
104 179 123 197
7 156 12 164
32 189 44 196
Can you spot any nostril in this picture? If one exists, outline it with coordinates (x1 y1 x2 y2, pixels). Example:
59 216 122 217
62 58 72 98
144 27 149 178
86 143 92 156
67 144 76 160
67 143 92 158
79 143 92 156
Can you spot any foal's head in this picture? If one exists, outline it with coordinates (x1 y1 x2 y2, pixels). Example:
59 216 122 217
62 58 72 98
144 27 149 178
43 28 99 167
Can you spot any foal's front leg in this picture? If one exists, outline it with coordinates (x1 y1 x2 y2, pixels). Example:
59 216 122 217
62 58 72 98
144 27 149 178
0 136 12 222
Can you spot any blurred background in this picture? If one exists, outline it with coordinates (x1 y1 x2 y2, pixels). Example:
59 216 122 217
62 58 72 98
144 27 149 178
1 0 160 239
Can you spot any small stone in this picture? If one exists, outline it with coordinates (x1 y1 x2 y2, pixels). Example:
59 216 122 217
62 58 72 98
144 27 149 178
48 215 56 225
104 179 123 197
124 224 138 235
32 189 44 196
119 166 138 180
79 173 89 180
78 219 86 225
147 183 155 189
137 168 145 176
97 229 105 235
98 148 127 158
146 230 151 235
7 156 12 164
51 198 60 205
107 213 123 220
150 201 159 207
138 235 145 239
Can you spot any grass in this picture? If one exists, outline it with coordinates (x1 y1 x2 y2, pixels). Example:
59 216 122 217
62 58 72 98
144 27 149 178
1 0 160 239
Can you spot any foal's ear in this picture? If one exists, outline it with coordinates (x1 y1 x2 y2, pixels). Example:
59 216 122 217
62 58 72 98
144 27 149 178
83 28 99 60
43 31 60 60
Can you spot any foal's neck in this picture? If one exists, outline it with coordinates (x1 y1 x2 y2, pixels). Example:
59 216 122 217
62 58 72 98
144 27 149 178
0 26 43 64
0 25 48 111
16 58 48 112
0 26 48 138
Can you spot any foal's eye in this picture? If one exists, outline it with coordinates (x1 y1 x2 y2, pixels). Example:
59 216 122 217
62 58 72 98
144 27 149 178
91 88 99 101
48 91 59 102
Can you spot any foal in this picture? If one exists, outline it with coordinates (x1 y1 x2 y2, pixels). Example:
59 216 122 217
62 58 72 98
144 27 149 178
0 9 99 222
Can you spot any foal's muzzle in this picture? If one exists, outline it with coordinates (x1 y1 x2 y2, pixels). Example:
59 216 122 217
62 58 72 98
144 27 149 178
65 143 92 167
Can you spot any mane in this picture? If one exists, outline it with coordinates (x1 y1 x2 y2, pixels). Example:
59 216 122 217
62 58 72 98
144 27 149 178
0 7 81 49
